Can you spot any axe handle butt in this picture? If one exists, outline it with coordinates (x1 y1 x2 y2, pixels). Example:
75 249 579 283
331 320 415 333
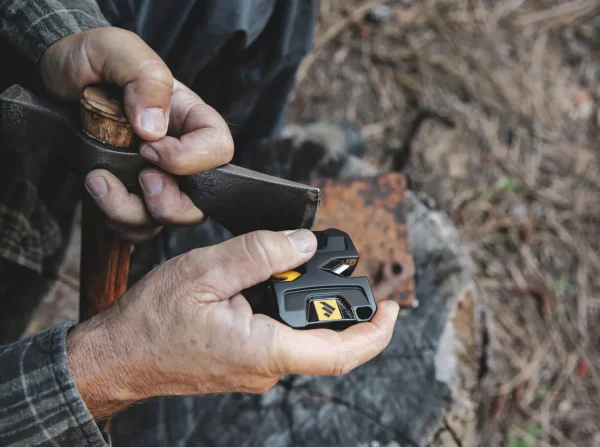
79 85 134 322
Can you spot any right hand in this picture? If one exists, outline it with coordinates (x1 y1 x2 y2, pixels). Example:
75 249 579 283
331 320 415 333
66 229 399 419
40 27 234 242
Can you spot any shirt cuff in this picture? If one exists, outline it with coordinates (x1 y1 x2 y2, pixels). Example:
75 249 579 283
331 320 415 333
0 323 111 446
1 2 111 64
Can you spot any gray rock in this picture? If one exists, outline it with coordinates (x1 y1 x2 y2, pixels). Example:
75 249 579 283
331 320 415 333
366 5 395 24
562 27 585 57
507 203 528 218
110 191 485 447
27 134 485 445
283 121 367 159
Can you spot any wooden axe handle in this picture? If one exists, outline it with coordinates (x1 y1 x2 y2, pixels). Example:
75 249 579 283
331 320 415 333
79 85 136 322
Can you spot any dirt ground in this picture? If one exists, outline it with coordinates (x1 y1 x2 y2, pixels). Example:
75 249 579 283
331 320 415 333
23 1 600 446
287 1 600 446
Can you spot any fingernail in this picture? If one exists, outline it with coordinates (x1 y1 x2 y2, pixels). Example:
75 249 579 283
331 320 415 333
141 108 166 134
85 177 108 199
140 173 164 196
140 145 160 163
286 229 316 254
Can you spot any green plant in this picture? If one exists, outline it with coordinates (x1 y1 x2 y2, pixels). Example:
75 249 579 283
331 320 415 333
547 277 571 296
506 424 542 447
495 177 520 192
523 386 548 405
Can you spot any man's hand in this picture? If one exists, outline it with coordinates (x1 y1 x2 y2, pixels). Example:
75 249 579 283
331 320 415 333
40 27 234 242
66 229 399 419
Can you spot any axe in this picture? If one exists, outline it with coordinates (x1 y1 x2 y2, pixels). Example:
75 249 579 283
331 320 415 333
0 84 321 322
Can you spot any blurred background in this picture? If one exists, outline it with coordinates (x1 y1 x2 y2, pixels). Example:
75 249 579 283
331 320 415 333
288 1 600 446
24 1 600 445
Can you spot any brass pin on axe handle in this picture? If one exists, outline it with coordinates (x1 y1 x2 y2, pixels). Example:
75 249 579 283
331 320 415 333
78 85 137 321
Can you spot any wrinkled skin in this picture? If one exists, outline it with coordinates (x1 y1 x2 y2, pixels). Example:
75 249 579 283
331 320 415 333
40 27 234 242
67 229 399 419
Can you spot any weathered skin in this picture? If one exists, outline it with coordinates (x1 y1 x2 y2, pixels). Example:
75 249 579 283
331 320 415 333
0 84 321 236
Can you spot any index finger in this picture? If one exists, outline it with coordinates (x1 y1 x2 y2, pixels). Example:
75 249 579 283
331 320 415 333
271 300 399 376
138 80 234 175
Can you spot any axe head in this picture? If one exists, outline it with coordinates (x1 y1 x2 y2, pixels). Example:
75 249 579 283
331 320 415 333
0 84 320 236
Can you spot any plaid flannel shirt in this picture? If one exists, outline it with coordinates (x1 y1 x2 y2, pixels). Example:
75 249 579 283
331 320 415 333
0 2 112 446
0 0 316 445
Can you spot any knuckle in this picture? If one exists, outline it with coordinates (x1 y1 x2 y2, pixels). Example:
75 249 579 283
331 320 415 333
162 142 189 172
111 27 139 40
194 282 223 304
147 196 198 224
331 360 349 377
265 322 285 376
182 103 207 131
171 252 197 279
242 231 280 274
118 28 147 49
330 344 351 376
186 103 209 122
102 200 128 222
148 201 177 222
185 104 233 165
143 68 174 90
105 208 145 229
219 132 234 164
173 248 212 284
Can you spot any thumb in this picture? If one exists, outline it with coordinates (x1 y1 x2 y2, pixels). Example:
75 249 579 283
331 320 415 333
40 27 174 141
185 230 317 300
83 28 174 141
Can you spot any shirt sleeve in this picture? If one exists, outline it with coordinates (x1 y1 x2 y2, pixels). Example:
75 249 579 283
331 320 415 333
0 0 111 64
0 323 111 447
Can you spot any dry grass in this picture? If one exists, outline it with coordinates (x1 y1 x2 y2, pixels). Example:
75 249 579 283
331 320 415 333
289 1 600 445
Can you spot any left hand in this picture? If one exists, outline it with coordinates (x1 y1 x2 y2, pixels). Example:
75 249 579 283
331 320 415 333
39 27 234 242
66 229 399 419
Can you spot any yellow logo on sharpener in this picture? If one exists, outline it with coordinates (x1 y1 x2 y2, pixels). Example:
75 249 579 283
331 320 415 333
314 299 342 321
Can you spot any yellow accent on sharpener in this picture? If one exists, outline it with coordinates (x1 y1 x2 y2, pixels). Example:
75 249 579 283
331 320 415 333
269 270 302 282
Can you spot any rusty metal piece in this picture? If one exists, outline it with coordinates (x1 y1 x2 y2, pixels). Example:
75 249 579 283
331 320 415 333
311 172 416 307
